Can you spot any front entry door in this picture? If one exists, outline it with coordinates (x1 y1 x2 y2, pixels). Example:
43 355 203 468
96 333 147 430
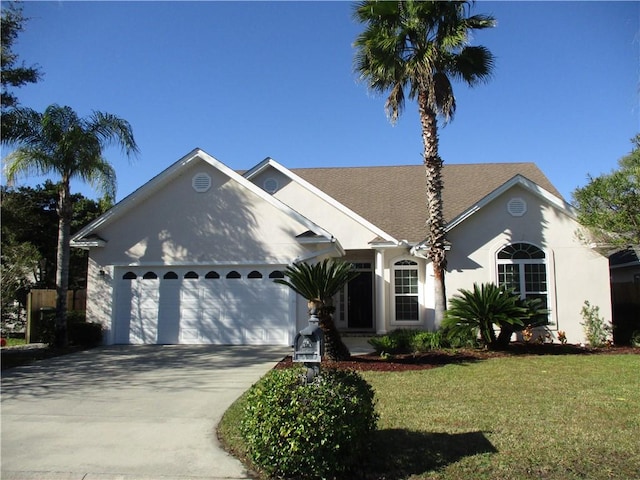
347 272 373 329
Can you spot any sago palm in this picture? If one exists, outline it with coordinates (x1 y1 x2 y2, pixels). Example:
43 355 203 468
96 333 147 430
442 282 530 349
353 0 495 326
275 258 359 361
3 104 138 347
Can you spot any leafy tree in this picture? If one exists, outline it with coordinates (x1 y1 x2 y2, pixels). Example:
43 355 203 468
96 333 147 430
442 282 547 350
353 1 495 326
3 104 138 347
1 182 111 290
1 2 42 139
1 241 41 333
573 135 640 250
274 258 360 361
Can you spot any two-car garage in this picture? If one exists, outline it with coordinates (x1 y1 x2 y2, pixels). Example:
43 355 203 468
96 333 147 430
112 266 292 345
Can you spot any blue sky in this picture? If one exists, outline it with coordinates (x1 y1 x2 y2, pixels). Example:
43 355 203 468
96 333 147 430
3 1 639 203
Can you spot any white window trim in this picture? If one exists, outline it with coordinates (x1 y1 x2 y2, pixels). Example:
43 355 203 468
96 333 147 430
494 242 558 330
390 256 424 325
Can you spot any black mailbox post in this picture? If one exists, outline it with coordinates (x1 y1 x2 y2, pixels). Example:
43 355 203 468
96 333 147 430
293 303 324 383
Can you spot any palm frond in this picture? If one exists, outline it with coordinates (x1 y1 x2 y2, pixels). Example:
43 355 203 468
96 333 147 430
274 259 359 304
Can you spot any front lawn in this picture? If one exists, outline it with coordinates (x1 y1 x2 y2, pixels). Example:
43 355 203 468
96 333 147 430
218 353 640 480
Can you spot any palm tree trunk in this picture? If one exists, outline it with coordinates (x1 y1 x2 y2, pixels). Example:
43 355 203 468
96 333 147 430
318 310 351 361
54 178 72 348
418 91 447 327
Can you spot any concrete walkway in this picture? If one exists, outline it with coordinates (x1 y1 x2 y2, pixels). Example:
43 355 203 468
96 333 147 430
1 345 289 480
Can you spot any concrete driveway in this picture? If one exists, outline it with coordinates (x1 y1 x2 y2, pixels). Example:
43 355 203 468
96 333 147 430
1 345 289 480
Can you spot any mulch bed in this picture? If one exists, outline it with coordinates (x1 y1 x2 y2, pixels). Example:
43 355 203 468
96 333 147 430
275 343 640 372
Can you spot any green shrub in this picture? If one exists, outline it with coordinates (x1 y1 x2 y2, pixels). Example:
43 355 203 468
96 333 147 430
441 325 479 348
68 321 103 346
580 301 612 347
410 330 444 352
40 311 101 347
240 367 378 479
442 283 548 349
368 329 420 354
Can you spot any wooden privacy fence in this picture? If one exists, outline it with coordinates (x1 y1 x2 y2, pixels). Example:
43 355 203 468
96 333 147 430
26 289 87 343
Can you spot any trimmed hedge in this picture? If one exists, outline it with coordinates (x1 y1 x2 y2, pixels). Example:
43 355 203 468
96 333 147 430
240 367 378 479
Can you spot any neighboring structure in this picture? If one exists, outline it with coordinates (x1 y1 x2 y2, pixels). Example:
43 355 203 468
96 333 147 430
609 247 640 344
72 149 612 346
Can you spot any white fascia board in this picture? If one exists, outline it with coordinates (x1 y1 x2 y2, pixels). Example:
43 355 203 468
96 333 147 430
71 149 335 244
445 175 577 233
292 242 346 264
70 239 107 249
244 157 397 243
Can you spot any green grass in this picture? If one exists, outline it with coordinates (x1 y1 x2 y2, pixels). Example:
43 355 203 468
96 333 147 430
218 354 640 480
4 337 26 347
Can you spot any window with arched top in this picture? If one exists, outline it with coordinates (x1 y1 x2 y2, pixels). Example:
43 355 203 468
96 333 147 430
142 272 158 280
163 271 178 279
184 271 199 279
123 272 137 280
392 259 419 322
226 271 241 279
269 270 285 279
497 243 548 309
205 271 220 279
248 270 263 279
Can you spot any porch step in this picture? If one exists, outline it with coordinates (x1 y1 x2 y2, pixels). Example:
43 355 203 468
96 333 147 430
342 335 375 356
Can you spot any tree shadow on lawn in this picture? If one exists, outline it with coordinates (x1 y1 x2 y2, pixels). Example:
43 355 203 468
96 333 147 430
364 429 497 479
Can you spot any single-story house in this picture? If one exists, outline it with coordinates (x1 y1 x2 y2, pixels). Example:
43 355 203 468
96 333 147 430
71 148 612 346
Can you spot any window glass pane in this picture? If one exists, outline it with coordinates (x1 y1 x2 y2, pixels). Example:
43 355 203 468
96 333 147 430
524 264 547 292
498 243 545 260
395 296 418 321
395 260 417 266
395 269 418 294
498 264 520 292
526 293 548 310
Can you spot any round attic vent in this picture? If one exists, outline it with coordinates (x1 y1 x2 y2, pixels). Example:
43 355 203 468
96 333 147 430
192 173 211 193
507 197 527 217
263 177 279 194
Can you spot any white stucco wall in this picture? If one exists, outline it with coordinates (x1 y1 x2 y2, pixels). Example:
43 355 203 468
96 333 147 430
445 185 612 345
84 158 331 337
251 167 386 250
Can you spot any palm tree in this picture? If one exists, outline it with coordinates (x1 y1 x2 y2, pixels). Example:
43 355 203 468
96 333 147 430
3 104 138 347
353 0 495 326
274 258 360 361
442 282 548 350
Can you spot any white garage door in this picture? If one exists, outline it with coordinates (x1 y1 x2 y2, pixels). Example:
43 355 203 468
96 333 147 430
113 267 290 345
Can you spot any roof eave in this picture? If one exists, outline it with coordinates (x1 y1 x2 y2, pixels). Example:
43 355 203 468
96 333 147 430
245 157 398 244
445 175 577 233
71 149 336 245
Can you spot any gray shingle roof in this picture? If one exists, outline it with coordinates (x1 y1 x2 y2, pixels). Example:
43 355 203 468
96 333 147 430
291 163 561 243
